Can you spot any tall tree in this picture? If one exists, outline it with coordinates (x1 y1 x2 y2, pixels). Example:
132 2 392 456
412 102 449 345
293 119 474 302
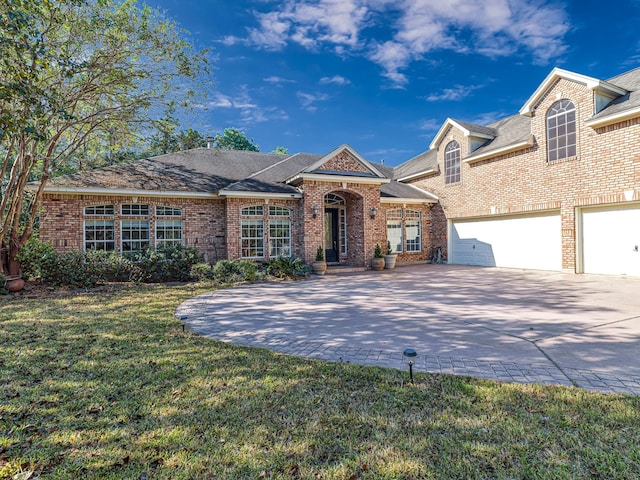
0 0 210 275
212 127 259 152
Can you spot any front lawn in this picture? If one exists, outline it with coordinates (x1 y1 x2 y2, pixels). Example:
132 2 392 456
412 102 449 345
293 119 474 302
1 284 639 479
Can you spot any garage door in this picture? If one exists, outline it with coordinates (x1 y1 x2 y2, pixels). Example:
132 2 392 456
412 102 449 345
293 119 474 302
450 212 561 271
581 205 640 276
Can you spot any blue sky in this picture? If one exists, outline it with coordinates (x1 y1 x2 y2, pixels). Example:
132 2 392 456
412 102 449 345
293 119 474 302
147 0 640 166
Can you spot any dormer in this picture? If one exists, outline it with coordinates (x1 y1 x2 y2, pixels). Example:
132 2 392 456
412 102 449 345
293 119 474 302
429 118 496 154
519 67 627 117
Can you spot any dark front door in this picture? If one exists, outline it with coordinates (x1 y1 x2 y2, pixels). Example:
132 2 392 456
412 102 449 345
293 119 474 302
324 208 339 263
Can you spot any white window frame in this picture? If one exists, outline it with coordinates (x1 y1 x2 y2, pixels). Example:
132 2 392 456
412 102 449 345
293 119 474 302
405 210 422 253
269 219 291 257
84 219 116 252
444 141 461 184
386 209 403 253
155 220 183 250
121 220 150 255
546 99 576 162
386 208 422 253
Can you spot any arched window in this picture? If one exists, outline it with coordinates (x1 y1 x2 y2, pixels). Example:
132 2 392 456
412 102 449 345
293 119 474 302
444 141 461 184
546 99 576 162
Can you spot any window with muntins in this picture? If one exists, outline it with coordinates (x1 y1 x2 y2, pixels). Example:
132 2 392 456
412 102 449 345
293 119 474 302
444 141 461 184
156 220 183 250
386 208 422 253
241 205 265 258
546 99 576 162
156 206 182 216
269 220 291 257
85 205 114 216
121 220 150 255
85 220 115 251
122 204 150 216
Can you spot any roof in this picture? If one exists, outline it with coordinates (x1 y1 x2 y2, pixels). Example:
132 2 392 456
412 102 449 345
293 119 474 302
41 146 434 202
587 66 640 126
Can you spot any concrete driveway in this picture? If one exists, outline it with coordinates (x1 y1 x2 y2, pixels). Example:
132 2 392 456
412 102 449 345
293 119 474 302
176 265 640 394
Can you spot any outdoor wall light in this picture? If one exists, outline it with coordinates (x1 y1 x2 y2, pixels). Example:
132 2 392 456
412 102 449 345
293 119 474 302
370 206 377 219
312 205 319 218
403 348 417 383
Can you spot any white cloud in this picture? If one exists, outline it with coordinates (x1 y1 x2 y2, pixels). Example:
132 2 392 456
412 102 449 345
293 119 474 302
425 83 484 102
207 88 288 125
297 91 331 112
264 76 296 84
417 118 441 131
319 75 351 85
233 0 569 85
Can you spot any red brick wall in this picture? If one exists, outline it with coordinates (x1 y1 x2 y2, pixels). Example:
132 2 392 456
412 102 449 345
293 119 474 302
320 151 372 174
39 194 226 263
408 78 640 271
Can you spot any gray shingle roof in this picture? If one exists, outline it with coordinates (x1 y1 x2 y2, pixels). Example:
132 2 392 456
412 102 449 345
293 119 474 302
393 149 438 181
591 66 640 121
452 119 497 137
467 114 532 158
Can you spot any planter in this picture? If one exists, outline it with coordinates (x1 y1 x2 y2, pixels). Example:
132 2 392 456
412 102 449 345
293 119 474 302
311 261 327 275
371 257 385 271
5 275 25 293
383 254 398 269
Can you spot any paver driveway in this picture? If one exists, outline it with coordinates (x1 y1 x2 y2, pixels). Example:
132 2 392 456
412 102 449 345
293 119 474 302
176 265 640 394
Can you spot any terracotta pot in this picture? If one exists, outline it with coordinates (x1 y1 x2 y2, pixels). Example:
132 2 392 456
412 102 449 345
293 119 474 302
312 261 327 275
371 257 385 271
6 276 25 292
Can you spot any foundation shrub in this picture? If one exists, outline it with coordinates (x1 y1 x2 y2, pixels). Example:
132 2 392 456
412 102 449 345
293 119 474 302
266 256 310 279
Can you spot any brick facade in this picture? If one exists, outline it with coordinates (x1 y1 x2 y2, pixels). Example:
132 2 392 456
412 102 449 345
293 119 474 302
408 76 640 271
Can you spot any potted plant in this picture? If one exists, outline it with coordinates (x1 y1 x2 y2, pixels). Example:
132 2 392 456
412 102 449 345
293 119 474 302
384 240 398 269
312 246 327 275
371 244 385 271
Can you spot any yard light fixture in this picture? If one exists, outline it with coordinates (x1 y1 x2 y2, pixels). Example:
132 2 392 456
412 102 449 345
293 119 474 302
403 348 417 383
370 206 377 219
312 205 319 218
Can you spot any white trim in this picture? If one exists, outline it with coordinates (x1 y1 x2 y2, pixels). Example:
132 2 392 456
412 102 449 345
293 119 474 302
519 67 627 116
585 105 640 128
463 136 535 164
429 118 495 150
218 190 303 199
286 172 391 185
397 168 436 182
39 186 220 199
381 197 437 205
302 144 386 178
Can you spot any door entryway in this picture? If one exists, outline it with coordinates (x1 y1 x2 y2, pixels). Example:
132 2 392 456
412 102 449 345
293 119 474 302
324 208 340 263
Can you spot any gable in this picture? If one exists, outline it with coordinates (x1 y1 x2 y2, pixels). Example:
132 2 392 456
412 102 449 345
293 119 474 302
315 150 372 175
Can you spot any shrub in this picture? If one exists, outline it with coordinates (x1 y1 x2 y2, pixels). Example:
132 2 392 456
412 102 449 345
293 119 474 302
16 238 57 280
190 263 215 281
213 259 259 283
266 256 310 279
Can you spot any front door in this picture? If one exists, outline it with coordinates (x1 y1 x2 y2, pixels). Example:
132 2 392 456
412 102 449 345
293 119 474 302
324 208 339 263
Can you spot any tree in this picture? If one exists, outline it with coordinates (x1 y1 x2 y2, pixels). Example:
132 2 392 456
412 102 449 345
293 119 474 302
0 0 210 275
212 127 259 152
271 146 289 155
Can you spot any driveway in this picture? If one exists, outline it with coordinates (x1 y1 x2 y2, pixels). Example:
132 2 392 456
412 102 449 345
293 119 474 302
176 265 640 394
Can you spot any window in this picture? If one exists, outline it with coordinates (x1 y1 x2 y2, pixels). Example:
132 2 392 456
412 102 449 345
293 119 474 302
156 220 183 250
405 210 422 252
546 99 576 162
386 208 422 253
85 220 115 251
85 205 114 215
156 206 182 216
444 141 461 184
386 209 403 253
241 206 264 258
241 220 264 258
268 205 290 217
122 204 150 216
121 220 150 255
269 220 291 257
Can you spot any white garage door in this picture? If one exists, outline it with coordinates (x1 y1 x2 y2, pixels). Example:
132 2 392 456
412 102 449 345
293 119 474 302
450 212 561 271
581 205 640 276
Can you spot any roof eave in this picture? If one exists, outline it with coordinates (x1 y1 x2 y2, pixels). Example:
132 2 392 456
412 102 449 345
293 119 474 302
429 118 495 150
286 172 391 185
381 197 438 205
36 186 221 198
585 106 640 128
519 67 628 116
397 168 436 182
463 136 535 164
218 190 303 199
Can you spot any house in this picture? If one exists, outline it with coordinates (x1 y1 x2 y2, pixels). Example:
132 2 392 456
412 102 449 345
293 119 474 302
37 66 640 276
399 66 640 277
37 145 438 268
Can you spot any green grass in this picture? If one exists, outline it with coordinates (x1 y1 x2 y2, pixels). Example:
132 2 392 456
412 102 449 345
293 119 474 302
1 283 639 479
